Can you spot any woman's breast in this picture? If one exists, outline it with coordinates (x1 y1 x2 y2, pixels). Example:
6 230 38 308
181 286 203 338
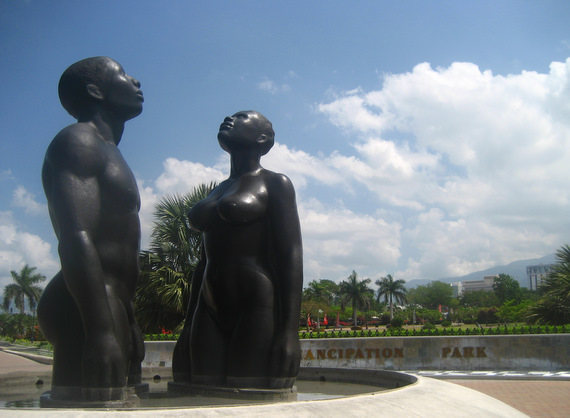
217 190 266 225
189 186 267 231
188 197 218 232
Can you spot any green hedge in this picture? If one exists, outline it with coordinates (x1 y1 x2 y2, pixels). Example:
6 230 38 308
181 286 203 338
144 325 570 341
145 333 179 341
298 324 570 339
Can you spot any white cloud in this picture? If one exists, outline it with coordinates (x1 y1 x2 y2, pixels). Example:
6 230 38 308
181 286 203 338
257 78 291 94
0 211 59 289
137 59 570 286
11 185 46 216
286 70 298 79
327 138 440 210
299 199 401 282
0 170 13 181
317 59 570 280
263 143 347 190
155 158 226 195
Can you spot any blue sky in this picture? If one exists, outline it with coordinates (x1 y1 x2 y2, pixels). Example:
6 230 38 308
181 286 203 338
2 1 570 289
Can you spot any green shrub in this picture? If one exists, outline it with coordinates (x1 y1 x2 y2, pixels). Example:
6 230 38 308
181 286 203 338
379 313 391 325
390 318 404 328
441 320 452 327
144 333 179 341
477 308 498 324
297 324 570 339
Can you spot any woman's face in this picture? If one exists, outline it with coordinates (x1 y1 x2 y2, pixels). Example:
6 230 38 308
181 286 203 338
218 111 273 153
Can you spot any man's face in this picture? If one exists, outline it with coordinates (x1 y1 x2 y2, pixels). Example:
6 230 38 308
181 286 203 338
102 60 144 121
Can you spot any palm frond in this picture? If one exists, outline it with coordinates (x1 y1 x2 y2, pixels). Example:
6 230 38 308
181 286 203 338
135 183 217 333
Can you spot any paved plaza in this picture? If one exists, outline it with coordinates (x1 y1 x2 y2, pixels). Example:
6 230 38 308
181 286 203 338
0 349 51 375
0 348 569 416
450 379 570 418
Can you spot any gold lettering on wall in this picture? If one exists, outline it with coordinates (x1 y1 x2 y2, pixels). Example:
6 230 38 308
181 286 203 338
302 347 405 361
451 347 462 358
442 347 488 359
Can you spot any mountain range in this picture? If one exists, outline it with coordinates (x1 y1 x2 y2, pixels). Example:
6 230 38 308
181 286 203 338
404 253 557 289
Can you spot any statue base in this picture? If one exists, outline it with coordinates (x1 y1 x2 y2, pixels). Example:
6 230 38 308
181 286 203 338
40 385 142 408
167 381 297 402
132 382 150 397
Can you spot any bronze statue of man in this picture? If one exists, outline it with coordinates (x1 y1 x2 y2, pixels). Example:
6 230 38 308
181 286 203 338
38 57 145 405
172 111 303 392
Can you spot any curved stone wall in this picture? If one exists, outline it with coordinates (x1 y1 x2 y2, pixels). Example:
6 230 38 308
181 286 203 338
143 334 570 373
299 334 570 371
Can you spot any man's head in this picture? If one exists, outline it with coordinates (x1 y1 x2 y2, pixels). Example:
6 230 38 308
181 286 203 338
58 57 113 119
58 57 143 121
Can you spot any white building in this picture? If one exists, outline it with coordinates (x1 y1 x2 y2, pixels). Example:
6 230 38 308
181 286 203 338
526 264 554 290
453 275 497 296
451 282 462 297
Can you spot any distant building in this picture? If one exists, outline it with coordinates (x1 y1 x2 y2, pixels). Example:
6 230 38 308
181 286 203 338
453 275 497 296
526 264 554 290
462 275 497 293
451 282 462 298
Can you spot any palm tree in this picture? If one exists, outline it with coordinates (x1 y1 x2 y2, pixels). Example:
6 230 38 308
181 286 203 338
135 183 216 333
303 279 338 305
3 264 45 340
339 271 374 327
527 244 570 325
302 279 339 329
149 184 215 276
3 264 45 314
376 274 407 321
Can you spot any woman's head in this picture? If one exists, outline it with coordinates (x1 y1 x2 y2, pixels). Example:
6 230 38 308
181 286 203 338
218 110 275 155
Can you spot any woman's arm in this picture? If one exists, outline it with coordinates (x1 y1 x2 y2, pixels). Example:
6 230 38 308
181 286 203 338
267 172 303 383
172 242 206 382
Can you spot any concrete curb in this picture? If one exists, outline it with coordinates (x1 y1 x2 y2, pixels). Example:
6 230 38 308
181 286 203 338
0 349 53 365
0 374 528 417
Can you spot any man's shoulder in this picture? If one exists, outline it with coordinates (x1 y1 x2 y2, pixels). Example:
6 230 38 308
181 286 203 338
45 123 105 172
50 123 101 149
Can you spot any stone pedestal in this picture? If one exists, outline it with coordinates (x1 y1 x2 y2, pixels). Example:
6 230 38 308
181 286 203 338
39 386 142 408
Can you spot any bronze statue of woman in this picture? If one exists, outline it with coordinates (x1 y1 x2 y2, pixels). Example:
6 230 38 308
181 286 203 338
173 110 303 390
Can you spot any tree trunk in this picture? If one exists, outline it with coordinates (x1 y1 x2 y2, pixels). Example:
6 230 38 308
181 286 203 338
352 300 358 326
